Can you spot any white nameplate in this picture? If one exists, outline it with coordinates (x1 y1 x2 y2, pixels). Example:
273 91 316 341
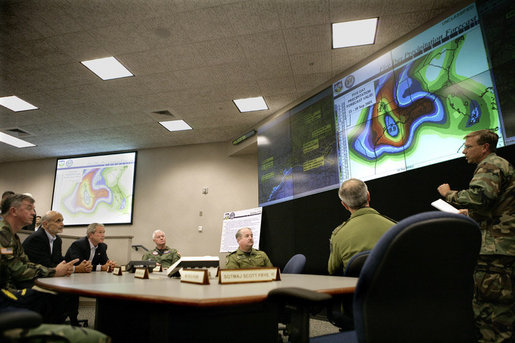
121 265 126 272
134 268 149 279
153 265 163 273
180 269 209 285
112 267 122 276
219 267 281 284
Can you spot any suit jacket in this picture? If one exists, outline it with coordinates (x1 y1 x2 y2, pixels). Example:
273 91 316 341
64 236 109 270
22 227 64 268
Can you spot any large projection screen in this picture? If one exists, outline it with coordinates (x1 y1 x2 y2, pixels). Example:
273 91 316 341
257 2 512 207
51 151 137 226
333 2 506 182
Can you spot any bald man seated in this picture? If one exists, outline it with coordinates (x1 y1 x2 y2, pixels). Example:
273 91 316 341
23 211 92 273
22 210 92 326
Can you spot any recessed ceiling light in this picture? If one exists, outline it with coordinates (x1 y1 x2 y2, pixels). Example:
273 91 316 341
233 96 268 113
0 96 38 112
0 132 35 148
159 120 192 132
332 18 378 48
81 56 134 80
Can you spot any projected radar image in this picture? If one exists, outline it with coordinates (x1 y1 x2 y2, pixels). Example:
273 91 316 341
52 152 136 225
336 7 504 181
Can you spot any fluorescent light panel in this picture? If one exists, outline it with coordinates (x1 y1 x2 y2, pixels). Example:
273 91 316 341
0 96 38 112
159 120 192 132
233 96 268 112
0 132 35 148
81 57 133 80
332 18 378 48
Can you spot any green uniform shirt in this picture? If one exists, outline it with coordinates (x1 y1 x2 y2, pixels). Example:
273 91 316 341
445 153 515 256
328 207 395 275
225 248 273 269
142 246 180 269
0 220 55 292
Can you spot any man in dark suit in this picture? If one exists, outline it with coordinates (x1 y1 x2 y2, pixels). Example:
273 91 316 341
22 210 92 326
65 223 116 271
23 211 92 272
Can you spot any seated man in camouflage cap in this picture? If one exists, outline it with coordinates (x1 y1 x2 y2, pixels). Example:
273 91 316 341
142 229 181 269
0 194 78 323
225 227 273 269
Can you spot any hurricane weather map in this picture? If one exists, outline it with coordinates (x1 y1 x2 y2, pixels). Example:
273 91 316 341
52 153 135 225
256 2 507 207
335 7 503 181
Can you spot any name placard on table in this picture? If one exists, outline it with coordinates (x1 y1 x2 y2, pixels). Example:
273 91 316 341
134 268 149 279
180 269 210 285
219 267 281 284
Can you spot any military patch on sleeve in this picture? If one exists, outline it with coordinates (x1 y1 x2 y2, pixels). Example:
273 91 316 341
1 247 13 255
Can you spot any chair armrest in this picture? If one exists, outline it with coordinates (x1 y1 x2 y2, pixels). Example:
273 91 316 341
268 287 332 307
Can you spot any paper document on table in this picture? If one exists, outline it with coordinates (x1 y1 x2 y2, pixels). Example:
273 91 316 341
431 199 459 213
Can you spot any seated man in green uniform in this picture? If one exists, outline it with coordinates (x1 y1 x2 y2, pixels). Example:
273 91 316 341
327 179 396 330
225 227 273 269
328 178 395 275
142 229 180 269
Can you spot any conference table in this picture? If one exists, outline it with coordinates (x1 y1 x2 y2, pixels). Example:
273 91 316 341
36 271 357 342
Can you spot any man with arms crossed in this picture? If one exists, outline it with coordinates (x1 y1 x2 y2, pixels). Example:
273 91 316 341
65 223 116 271
225 227 273 269
142 229 181 269
438 130 514 343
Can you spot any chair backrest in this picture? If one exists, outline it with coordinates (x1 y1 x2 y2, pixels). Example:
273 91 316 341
282 254 306 274
344 250 371 277
0 307 42 333
353 211 481 343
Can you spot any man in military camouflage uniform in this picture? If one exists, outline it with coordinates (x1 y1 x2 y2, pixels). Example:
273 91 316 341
438 130 514 343
225 227 273 269
0 194 78 323
142 229 181 268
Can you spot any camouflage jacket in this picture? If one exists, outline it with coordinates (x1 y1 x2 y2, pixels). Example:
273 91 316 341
142 246 180 269
0 220 55 291
225 248 273 269
445 153 515 256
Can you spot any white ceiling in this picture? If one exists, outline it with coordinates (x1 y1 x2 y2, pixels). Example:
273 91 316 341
0 0 466 163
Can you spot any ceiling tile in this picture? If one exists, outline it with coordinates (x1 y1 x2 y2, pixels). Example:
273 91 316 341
0 0 468 163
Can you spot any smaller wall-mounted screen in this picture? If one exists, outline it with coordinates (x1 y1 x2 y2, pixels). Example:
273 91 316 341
51 151 137 226
258 87 338 206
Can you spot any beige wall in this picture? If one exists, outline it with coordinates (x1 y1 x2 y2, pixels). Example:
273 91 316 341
0 141 258 265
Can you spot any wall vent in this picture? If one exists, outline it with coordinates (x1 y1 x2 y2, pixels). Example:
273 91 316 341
3 127 32 137
152 110 175 117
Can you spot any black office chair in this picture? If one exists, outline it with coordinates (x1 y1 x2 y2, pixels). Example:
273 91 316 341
283 254 307 274
327 250 371 331
343 251 370 277
0 307 42 342
277 254 308 341
270 211 481 343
